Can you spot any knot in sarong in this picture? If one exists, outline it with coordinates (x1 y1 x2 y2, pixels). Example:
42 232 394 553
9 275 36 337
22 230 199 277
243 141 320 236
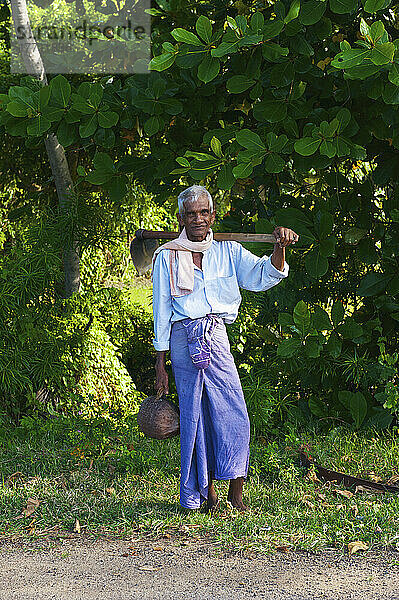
181 314 223 370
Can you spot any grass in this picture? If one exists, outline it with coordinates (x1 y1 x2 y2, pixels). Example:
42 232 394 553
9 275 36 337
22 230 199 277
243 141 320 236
1 415 399 554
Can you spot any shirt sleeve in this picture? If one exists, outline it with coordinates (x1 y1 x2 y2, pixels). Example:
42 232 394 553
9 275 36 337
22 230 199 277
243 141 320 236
152 250 173 351
231 242 289 292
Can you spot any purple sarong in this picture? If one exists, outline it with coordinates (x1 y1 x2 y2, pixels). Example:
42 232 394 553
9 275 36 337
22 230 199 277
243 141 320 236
170 316 250 509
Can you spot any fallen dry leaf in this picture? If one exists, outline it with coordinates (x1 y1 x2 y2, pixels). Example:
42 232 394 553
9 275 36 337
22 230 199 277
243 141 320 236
73 518 81 533
355 485 384 495
335 489 354 499
153 546 164 551
306 466 321 484
300 497 315 509
348 541 369 555
5 472 23 487
351 504 359 517
106 487 115 495
276 545 290 552
16 497 40 519
361 471 383 483
126 443 134 451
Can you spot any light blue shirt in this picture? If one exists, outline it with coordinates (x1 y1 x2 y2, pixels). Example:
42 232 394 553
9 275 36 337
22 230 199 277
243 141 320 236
152 240 289 351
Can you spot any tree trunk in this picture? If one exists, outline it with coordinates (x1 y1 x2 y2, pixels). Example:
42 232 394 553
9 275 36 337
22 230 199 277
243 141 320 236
9 0 80 297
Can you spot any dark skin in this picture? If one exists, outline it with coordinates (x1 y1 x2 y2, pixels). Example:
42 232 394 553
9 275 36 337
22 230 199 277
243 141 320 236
155 195 299 512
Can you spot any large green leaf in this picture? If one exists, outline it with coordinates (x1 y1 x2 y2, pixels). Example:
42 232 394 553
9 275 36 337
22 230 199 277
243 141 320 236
262 20 285 39
317 211 334 238
49 75 71 107
197 55 220 83
331 301 344 326
294 137 321 156
262 42 289 61
149 52 176 71
285 0 301 23
56 121 78 147
274 207 313 228
312 306 333 331
93 151 115 173
325 331 342 357
144 116 160 136
293 300 311 336
370 43 395 66
253 100 287 123
270 62 295 87
196 15 212 43
337 318 363 340
26 115 51 136
319 236 336 257
277 337 302 357
79 114 98 138
217 164 235 190
329 0 357 13
364 0 391 12
236 129 265 151
357 272 391 297
226 75 256 93
305 249 328 278
171 28 204 46
250 12 264 32
335 108 351 132
304 336 322 358
388 63 399 86
383 83 399 104
308 396 328 417
299 1 327 24
349 392 367 428
344 227 367 244
42 106 64 122
266 133 288 152
105 175 129 203
331 48 371 69
264 152 285 173
98 110 119 128
233 161 254 178
278 312 295 328
6 101 29 117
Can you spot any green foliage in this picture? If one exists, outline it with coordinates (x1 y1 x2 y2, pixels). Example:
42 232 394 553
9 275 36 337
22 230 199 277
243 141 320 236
242 372 297 437
2 0 399 431
0 210 158 421
272 300 398 428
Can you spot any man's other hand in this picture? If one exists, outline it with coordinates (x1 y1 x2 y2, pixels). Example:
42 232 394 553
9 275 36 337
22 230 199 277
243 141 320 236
273 226 299 248
155 351 169 396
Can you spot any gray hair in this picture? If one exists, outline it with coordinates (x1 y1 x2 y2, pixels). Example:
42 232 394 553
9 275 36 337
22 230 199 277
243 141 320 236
177 185 213 215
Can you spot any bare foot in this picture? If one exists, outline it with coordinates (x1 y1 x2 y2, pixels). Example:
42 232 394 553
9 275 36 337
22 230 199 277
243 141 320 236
201 490 219 514
227 494 248 512
227 476 248 511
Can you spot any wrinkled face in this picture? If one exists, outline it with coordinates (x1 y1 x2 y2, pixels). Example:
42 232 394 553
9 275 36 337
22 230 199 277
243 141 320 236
177 195 216 242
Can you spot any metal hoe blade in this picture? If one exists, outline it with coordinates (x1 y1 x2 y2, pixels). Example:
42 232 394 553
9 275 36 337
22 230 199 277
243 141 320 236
130 236 159 274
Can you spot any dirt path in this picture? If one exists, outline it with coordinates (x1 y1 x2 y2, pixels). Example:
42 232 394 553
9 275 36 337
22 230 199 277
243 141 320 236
0 538 398 600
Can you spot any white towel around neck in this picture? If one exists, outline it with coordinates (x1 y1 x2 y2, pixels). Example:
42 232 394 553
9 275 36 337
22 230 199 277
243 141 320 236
152 227 214 296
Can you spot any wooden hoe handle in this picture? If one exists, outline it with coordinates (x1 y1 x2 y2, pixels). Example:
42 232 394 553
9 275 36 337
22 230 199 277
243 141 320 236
135 229 276 244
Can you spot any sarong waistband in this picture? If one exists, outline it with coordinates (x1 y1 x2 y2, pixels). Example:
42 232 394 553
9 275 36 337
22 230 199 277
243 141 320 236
176 314 223 370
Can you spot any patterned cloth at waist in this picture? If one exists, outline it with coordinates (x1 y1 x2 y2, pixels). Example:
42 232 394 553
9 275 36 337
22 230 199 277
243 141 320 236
179 314 223 370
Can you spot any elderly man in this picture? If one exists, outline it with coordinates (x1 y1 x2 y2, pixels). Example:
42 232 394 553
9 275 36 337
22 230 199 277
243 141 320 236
152 185 298 512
